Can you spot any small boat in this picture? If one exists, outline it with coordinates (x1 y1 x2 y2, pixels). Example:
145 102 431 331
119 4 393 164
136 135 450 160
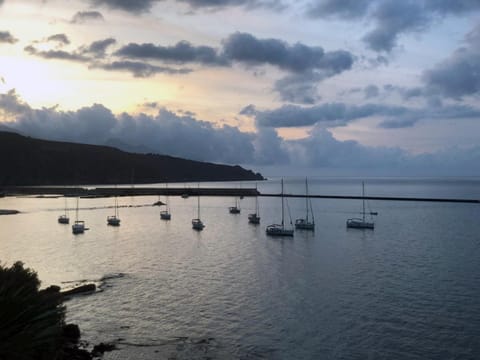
107 195 120 226
58 197 70 224
192 187 204 231
181 193 189 199
295 178 314 231
266 179 293 237
229 196 241 214
160 184 172 220
72 197 86 234
347 182 375 230
248 184 260 224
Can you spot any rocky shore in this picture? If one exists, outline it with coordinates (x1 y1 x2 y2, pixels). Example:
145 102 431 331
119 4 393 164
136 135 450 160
0 262 115 360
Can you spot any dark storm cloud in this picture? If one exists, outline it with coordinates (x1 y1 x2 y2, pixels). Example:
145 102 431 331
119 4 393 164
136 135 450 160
307 0 480 52
222 32 354 74
47 34 70 46
423 24 480 99
95 60 192 77
82 38 117 57
71 11 105 24
115 41 227 65
0 31 18 44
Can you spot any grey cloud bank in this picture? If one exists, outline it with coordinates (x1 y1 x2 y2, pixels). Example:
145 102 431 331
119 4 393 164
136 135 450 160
2 90 480 176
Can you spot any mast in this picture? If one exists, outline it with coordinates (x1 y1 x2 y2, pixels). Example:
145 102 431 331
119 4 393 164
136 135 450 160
305 177 309 222
64 197 68 217
75 197 79 221
362 181 365 222
255 183 259 215
281 179 284 227
197 185 201 219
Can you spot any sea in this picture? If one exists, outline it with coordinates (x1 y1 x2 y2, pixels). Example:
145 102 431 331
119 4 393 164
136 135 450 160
1 177 480 359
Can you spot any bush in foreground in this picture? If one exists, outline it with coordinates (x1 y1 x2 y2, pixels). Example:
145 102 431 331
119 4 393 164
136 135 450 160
0 261 65 360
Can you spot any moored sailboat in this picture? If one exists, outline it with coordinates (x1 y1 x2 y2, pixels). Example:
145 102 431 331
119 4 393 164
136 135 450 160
346 182 375 229
248 184 260 224
192 186 205 230
160 184 172 220
107 195 121 226
295 178 315 231
58 196 69 224
72 197 85 234
266 179 293 237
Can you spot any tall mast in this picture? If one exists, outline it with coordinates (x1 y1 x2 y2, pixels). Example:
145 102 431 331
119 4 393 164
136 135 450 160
305 177 309 222
281 179 284 227
197 185 201 219
362 181 365 222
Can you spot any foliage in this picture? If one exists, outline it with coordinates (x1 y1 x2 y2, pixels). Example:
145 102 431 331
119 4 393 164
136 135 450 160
0 261 66 360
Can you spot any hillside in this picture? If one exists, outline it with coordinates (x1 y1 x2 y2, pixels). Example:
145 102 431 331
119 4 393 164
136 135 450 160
0 131 263 186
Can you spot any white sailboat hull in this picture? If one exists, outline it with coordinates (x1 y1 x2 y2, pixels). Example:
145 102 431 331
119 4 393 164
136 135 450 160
295 219 314 230
266 224 294 236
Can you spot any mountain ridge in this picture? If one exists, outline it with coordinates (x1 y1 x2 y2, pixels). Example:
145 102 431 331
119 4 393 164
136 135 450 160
0 131 264 186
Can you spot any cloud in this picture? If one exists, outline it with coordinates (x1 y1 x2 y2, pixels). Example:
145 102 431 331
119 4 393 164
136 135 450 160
24 45 89 62
82 38 116 57
90 0 156 13
253 103 407 128
273 72 322 104
222 32 354 74
1 90 253 164
364 84 379 99
71 10 105 24
93 60 192 77
252 101 480 129
47 33 70 46
306 0 480 52
2 89 480 175
423 23 480 99
362 0 429 52
89 0 284 13
306 0 371 19
115 41 227 66
0 31 18 44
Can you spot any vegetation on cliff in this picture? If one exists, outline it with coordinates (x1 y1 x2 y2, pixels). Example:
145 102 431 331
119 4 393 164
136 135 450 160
0 131 263 186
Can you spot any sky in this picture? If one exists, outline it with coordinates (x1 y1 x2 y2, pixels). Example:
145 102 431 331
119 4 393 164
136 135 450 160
1 0 480 176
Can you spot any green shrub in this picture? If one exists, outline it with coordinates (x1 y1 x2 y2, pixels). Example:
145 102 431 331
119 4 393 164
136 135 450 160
0 261 66 360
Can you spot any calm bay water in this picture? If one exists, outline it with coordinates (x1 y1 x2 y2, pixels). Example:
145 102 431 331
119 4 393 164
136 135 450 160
1 177 480 359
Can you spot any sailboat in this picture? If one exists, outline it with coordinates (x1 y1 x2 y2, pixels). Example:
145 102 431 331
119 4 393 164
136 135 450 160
107 195 121 226
295 178 315 230
160 184 171 220
266 179 294 237
346 181 375 229
72 197 85 234
192 186 205 230
58 196 70 224
248 184 260 224
229 196 241 214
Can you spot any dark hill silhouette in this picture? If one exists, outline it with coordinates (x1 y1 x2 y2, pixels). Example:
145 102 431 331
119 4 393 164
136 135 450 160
0 131 263 186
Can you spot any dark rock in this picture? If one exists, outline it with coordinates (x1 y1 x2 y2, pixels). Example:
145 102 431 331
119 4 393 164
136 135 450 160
63 323 81 342
61 284 96 297
62 346 92 360
91 342 116 357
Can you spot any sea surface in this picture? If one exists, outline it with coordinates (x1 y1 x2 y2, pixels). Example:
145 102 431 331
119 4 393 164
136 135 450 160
1 177 480 359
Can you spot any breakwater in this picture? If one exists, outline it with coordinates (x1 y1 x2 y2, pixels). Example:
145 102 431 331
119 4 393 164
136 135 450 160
2 186 479 203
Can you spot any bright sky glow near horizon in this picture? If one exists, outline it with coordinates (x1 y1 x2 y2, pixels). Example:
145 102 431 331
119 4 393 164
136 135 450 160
1 0 480 176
